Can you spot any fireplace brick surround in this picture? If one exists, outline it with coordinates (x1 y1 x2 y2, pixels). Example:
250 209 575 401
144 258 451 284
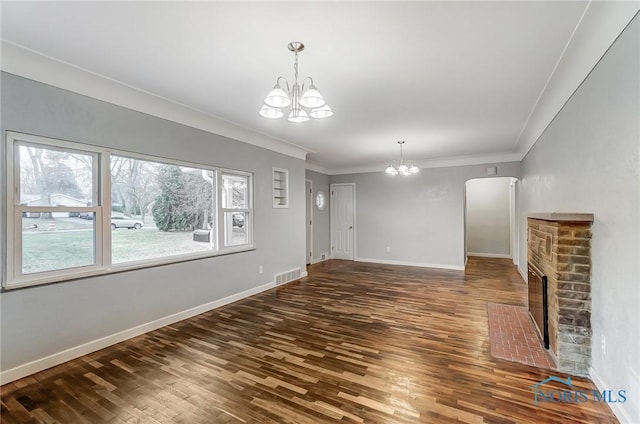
527 213 594 376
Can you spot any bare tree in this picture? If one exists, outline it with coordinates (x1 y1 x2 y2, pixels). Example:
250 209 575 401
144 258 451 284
110 156 160 221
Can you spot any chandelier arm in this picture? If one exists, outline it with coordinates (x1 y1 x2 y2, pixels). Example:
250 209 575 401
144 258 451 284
276 76 290 93
301 76 313 92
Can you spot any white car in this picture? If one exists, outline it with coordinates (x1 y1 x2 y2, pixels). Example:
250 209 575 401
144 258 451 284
111 215 144 230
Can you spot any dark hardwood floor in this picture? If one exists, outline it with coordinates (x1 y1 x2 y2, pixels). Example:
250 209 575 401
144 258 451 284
1 258 617 423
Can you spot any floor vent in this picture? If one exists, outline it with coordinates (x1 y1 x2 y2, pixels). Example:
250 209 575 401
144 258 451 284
275 268 301 285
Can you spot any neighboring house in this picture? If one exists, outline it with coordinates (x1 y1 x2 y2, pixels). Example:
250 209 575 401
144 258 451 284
23 193 88 218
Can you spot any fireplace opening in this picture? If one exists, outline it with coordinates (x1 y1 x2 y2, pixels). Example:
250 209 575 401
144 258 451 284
528 265 549 349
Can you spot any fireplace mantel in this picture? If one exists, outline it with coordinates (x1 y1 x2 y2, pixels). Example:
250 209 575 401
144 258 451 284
528 213 594 222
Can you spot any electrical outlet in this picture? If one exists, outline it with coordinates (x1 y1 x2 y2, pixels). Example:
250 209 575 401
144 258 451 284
321 253 326 260
386 246 391 253
258 265 263 274
601 334 607 356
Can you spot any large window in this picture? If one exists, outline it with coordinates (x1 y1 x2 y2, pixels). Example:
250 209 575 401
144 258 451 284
5 132 254 289
110 155 217 264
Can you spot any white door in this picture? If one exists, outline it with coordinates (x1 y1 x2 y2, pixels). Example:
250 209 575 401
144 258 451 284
305 180 312 265
331 184 355 260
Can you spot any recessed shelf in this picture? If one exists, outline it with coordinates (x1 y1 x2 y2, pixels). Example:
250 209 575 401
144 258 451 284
272 168 289 208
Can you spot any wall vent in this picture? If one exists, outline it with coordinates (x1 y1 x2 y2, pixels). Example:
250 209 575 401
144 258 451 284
275 268 301 285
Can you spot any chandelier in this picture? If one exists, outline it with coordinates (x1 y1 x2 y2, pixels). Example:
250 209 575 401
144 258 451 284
259 41 333 123
385 141 420 176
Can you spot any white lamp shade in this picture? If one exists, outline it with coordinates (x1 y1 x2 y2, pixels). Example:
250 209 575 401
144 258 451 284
264 87 291 108
398 164 409 175
288 108 309 123
299 86 326 108
259 105 284 119
409 164 420 174
385 165 398 175
310 104 334 119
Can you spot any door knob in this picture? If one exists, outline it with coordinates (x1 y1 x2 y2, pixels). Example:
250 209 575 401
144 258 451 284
349 226 353 230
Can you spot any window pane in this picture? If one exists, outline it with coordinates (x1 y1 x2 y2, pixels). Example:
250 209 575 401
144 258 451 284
222 174 248 209
21 212 95 274
18 144 94 207
224 211 248 246
111 157 215 264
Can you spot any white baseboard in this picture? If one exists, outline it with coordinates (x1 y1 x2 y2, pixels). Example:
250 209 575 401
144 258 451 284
300 270 308 278
467 252 512 259
355 257 465 271
310 257 329 265
0 281 276 385
590 366 633 424
518 265 528 283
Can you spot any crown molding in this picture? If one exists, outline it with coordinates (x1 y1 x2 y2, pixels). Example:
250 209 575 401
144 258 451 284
305 162 332 175
0 40 311 161
324 151 522 176
514 1 640 159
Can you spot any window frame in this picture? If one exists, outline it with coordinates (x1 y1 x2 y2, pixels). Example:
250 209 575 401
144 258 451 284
4 131 255 290
220 171 253 248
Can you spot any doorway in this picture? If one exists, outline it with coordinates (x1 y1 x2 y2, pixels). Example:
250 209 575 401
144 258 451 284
464 177 517 262
330 183 355 260
305 180 312 265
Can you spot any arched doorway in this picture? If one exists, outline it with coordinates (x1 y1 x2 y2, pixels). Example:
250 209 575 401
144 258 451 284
464 177 519 265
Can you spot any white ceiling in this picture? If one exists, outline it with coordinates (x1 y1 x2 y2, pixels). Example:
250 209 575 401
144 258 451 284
1 2 638 173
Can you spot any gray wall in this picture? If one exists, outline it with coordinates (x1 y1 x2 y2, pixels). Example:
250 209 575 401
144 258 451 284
518 15 639 421
465 177 511 256
0 73 307 371
305 170 330 262
331 163 520 268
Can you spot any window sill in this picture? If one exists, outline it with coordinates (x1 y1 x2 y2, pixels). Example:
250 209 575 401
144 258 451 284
2 245 256 291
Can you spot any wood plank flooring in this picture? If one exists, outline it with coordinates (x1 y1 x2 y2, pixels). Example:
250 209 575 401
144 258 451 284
1 258 618 423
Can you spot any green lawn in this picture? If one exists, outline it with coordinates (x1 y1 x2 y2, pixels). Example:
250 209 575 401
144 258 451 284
111 227 212 264
22 217 214 274
22 230 94 274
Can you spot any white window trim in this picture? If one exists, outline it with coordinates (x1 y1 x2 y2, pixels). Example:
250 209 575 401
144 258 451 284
4 131 255 290
220 171 253 248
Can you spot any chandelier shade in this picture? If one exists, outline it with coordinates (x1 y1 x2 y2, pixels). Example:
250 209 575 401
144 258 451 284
299 84 325 108
288 108 309 123
264 84 291 108
259 42 333 123
385 141 420 176
309 104 334 119
259 105 284 119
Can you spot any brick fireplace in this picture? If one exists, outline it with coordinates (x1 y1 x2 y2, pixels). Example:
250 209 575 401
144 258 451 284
527 213 594 376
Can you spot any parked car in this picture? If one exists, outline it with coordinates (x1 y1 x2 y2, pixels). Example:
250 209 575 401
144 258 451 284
111 214 143 230
232 213 245 228
79 212 93 220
